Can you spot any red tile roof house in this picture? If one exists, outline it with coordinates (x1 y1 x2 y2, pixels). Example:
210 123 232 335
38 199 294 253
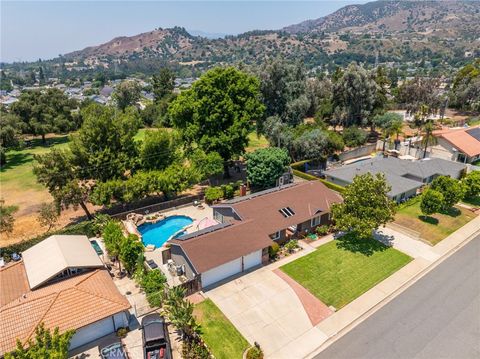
433 126 480 164
169 181 342 290
0 235 131 356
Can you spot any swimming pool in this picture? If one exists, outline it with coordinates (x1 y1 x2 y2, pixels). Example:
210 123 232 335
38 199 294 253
138 215 193 248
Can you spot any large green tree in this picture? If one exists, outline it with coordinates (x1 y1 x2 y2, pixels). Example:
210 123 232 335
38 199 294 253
33 148 93 219
152 68 175 101
70 104 141 182
10 88 79 143
420 189 444 218
169 67 264 177
430 176 465 210
332 173 396 239
139 129 179 171
246 147 290 189
333 63 379 127
119 234 144 274
463 171 480 199
112 80 142 111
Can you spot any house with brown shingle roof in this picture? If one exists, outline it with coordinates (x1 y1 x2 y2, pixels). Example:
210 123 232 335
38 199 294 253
433 125 480 163
0 235 131 356
169 181 342 289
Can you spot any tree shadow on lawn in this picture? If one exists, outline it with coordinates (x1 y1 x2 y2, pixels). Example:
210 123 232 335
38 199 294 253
335 232 389 257
418 215 439 225
442 207 461 217
0 152 32 171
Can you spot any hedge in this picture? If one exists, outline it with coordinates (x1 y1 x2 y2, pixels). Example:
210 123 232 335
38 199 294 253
1 220 96 262
292 169 345 193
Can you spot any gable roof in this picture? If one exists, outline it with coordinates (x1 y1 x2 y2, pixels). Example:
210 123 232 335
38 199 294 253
436 125 480 157
0 263 130 356
170 181 342 273
22 235 104 289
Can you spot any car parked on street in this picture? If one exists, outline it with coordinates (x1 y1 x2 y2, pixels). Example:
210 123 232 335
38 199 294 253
141 314 172 359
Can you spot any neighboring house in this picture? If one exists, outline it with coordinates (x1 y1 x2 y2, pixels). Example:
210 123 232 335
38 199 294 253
169 181 342 289
0 235 130 356
432 126 480 164
324 156 466 202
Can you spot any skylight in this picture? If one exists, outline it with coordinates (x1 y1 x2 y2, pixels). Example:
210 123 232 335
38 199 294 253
279 207 295 218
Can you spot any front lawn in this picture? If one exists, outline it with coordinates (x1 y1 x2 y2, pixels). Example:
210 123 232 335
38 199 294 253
394 200 477 245
281 238 412 309
193 299 249 359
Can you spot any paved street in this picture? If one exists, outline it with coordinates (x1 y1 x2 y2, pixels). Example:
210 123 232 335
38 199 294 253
315 235 480 359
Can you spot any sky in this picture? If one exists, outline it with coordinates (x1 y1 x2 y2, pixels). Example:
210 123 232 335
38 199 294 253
1 1 368 63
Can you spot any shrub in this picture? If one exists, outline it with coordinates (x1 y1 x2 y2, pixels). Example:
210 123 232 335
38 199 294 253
204 186 223 203
116 327 128 338
316 225 329 236
342 127 367 147
420 189 444 216
222 184 235 199
284 239 299 253
182 338 211 359
463 171 480 199
141 269 167 307
268 242 280 259
246 344 264 359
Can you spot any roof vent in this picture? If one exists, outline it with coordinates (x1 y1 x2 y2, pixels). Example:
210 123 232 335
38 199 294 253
279 207 295 218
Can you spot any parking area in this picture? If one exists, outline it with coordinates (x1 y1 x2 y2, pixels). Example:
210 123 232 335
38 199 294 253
204 264 327 357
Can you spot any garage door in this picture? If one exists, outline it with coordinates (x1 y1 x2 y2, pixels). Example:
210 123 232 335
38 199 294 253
69 316 115 349
243 250 262 270
202 257 242 288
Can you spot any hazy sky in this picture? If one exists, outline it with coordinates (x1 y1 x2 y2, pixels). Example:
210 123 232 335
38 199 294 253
1 1 367 63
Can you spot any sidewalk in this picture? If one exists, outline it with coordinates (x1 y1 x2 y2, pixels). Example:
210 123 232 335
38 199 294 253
268 215 480 359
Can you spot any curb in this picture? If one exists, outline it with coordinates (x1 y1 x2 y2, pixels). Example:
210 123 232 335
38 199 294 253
306 227 480 359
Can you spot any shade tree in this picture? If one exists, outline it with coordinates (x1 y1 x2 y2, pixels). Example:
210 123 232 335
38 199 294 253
245 147 290 189
331 173 396 239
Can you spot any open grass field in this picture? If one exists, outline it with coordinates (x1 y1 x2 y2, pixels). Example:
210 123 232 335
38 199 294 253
394 201 477 245
193 299 249 359
281 238 412 309
245 132 269 153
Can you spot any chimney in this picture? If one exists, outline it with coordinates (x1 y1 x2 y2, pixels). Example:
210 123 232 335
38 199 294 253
240 184 247 196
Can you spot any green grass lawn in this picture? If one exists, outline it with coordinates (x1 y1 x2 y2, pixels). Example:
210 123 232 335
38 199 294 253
245 132 269 153
193 299 249 359
281 238 412 309
394 201 477 245
0 136 70 192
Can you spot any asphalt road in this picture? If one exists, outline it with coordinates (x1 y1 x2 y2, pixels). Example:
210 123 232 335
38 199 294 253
314 235 480 359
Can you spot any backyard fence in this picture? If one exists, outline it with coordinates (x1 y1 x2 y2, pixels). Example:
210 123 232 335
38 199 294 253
109 194 205 220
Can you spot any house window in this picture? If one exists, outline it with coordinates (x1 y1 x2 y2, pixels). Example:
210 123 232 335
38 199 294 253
311 216 322 227
270 231 281 240
214 211 224 223
279 207 295 218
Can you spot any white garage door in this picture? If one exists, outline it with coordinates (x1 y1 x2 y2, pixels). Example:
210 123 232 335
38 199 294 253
69 316 115 349
243 250 262 270
202 257 242 288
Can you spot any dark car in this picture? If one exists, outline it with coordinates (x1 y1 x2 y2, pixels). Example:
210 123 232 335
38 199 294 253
141 314 172 359
99 339 128 359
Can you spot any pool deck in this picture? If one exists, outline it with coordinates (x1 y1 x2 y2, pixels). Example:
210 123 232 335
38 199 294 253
144 203 214 286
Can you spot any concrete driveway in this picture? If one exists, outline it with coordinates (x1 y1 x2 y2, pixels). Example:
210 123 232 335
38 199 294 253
205 265 327 357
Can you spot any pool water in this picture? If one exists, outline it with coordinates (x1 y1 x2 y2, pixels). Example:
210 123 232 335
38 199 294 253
139 215 193 248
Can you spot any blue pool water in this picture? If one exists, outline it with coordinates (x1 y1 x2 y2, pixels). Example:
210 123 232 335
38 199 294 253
139 215 193 248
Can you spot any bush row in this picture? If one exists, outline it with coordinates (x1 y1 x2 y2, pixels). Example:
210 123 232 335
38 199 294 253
292 169 345 193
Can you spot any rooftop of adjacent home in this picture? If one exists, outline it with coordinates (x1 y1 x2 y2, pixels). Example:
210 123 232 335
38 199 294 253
0 235 130 356
435 125 480 157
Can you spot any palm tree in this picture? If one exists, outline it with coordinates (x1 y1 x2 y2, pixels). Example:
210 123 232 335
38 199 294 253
388 119 403 150
421 121 438 159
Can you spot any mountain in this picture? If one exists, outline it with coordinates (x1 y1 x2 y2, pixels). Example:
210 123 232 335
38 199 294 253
5 1 479 76
282 0 480 37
